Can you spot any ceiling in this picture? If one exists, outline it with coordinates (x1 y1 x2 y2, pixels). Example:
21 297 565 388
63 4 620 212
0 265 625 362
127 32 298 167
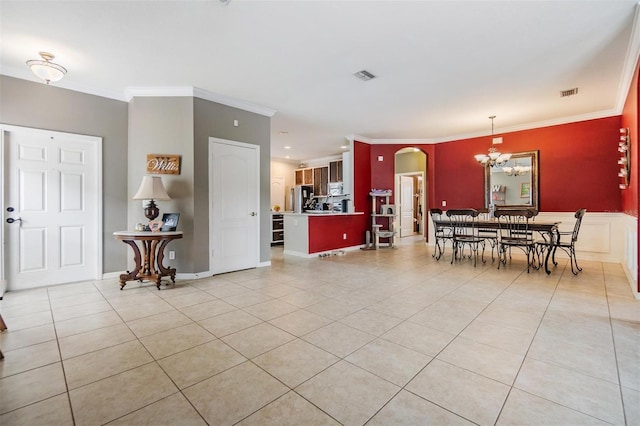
1 1 639 162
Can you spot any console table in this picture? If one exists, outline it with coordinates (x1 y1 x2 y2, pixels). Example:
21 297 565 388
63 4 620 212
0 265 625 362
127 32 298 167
113 231 183 290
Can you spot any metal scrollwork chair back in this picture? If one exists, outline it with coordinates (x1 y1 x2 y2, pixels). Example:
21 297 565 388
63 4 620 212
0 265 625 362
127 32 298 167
430 208 453 260
538 208 586 275
495 209 538 273
446 208 486 267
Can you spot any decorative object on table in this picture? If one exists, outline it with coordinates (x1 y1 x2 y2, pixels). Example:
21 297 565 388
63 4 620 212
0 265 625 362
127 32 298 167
27 52 67 84
148 220 163 232
474 116 512 167
135 223 146 232
161 213 180 231
273 205 281 212
132 176 171 221
618 127 631 189
146 154 181 175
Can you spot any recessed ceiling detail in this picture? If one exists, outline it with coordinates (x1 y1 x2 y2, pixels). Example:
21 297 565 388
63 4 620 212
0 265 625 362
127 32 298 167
560 87 579 97
353 70 376 82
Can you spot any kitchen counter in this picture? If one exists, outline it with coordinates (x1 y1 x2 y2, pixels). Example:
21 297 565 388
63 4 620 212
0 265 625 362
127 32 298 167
283 212 367 257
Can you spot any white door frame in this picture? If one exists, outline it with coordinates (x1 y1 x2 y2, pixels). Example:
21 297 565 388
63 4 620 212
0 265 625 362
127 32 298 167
395 171 425 237
208 137 260 274
0 124 103 291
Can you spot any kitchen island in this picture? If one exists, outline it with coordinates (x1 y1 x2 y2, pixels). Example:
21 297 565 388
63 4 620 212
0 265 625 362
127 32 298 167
283 212 367 257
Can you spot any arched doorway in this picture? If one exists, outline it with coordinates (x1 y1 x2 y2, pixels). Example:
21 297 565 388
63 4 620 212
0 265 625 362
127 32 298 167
394 147 427 239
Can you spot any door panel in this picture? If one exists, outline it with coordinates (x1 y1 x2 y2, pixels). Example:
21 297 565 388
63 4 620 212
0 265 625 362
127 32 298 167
3 126 101 290
210 139 259 274
400 176 415 237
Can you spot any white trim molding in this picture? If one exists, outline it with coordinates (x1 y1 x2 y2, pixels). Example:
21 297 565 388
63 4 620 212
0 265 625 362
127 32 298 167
125 86 277 117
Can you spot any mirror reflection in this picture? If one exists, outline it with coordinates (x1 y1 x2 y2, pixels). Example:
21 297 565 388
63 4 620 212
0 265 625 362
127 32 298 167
485 150 539 210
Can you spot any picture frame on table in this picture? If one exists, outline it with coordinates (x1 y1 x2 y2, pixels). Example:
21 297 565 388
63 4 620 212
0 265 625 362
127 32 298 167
161 213 180 231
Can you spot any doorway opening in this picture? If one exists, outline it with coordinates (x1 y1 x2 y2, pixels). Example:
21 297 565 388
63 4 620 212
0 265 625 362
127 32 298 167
394 147 427 240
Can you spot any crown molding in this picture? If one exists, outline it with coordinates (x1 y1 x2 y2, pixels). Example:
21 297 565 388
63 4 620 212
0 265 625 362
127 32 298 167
615 2 640 113
351 109 621 146
125 86 277 117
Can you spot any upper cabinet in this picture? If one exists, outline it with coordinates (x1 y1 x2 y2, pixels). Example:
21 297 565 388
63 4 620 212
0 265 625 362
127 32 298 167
329 160 343 183
295 159 343 196
295 168 313 185
313 166 329 196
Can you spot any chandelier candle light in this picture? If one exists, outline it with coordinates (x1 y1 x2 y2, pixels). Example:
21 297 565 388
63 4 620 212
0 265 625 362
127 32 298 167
475 116 512 167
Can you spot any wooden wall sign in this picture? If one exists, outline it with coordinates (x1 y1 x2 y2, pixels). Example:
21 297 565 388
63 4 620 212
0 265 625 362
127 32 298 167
146 154 181 175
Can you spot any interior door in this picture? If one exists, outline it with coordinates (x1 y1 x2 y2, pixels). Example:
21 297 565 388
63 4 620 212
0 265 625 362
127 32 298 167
400 176 415 237
210 138 259 274
270 176 285 211
2 125 101 290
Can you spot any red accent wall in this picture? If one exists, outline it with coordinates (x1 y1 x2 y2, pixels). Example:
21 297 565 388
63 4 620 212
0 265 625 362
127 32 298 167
308 214 369 253
354 141 372 216
356 118 622 214
621 60 639 217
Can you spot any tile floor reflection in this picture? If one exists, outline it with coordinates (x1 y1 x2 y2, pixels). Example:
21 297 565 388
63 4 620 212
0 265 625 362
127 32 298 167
1 239 638 425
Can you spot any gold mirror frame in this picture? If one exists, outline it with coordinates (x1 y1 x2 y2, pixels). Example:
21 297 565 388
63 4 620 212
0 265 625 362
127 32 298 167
484 150 539 211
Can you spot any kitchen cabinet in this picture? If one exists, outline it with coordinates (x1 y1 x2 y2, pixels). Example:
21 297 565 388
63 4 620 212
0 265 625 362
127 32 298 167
329 160 343 183
313 166 329 196
271 213 284 245
295 168 313 185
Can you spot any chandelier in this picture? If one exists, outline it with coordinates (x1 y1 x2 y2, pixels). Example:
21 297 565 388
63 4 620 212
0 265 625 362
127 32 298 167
503 161 531 176
26 52 67 84
474 116 511 167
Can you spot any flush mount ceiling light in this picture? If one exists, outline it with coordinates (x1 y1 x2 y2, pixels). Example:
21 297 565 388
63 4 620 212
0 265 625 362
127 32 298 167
26 52 67 84
474 116 512 167
353 70 376 81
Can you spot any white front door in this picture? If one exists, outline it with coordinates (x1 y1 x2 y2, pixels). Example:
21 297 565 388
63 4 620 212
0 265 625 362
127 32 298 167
400 176 415 237
1 125 102 290
209 138 259 274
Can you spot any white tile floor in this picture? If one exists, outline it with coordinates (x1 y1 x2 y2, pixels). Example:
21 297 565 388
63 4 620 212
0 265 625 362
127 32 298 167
0 238 638 425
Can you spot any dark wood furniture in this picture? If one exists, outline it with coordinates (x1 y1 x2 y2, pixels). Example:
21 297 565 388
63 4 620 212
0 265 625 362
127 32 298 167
446 209 486 267
114 231 183 290
433 217 560 274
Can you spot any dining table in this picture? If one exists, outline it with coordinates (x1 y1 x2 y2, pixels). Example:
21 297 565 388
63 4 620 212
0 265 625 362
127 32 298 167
433 218 561 274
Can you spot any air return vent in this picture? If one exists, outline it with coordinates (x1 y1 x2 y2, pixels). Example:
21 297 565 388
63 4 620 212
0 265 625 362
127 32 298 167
560 87 579 97
354 70 376 81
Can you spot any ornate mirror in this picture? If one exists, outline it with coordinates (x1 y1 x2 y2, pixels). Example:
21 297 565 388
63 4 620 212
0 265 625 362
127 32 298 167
485 150 539 211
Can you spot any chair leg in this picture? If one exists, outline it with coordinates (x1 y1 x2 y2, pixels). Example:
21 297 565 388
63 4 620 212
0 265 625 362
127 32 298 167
569 245 582 275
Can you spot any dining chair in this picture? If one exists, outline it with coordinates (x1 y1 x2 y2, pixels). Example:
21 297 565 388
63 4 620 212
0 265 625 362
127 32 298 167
537 208 586 275
429 208 453 260
495 209 538 273
477 208 498 261
446 209 485 267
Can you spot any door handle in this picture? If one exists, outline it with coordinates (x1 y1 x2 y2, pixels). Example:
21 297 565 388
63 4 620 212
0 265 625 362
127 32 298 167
249 212 257 216
6 218 22 224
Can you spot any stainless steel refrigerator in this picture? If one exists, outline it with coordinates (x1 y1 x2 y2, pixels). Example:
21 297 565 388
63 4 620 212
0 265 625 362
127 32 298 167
293 185 313 213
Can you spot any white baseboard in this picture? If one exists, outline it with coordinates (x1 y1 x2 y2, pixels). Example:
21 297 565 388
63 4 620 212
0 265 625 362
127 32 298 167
285 244 365 258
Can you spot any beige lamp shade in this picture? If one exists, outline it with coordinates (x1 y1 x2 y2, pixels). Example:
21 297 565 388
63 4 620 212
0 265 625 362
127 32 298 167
132 176 171 201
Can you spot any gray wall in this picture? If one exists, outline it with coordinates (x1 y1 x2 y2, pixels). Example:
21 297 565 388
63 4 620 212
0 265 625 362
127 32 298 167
128 97 195 272
0 76 129 273
194 98 272 269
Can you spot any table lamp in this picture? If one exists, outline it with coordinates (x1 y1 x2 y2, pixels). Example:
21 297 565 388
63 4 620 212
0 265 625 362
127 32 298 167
132 176 171 221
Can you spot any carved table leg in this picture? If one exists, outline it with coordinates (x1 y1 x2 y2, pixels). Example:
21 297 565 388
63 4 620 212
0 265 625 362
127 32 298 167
156 239 177 289
119 240 143 289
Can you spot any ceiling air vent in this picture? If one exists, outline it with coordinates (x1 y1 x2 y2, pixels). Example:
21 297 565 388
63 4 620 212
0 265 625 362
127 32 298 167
560 87 579 97
354 70 376 82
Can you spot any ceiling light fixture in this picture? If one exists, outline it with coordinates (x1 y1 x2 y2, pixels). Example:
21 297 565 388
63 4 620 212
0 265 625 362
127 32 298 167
502 160 531 176
474 116 511 167
26 52 67 84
